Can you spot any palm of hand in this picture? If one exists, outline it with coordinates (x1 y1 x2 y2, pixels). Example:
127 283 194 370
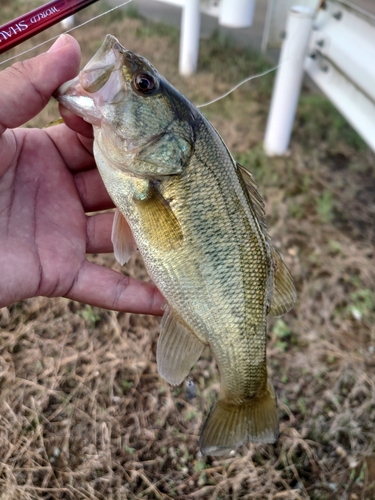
0 127 88 306
0 124 164 314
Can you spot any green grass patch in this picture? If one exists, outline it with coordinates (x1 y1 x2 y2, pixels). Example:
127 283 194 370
295 93 368 151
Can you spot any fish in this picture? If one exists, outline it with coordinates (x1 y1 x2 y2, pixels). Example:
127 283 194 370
55 34 296 456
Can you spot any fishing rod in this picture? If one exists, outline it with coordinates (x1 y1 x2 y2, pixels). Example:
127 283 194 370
0 0 101 54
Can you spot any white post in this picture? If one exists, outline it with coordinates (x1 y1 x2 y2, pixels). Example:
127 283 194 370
264 6 315 156
179 0 201 76
219 0 257 28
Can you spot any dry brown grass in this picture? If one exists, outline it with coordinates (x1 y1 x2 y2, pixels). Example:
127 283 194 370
1 2 375 499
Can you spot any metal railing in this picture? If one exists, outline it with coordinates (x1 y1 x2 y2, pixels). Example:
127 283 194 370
264 0 375 154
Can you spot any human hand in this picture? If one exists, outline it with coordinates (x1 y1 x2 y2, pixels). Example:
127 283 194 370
0 35 164 315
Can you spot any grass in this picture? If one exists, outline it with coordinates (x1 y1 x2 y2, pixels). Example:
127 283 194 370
295 93 368 151
1 1 375 499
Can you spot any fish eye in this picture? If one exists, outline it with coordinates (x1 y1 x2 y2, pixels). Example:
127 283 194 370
133 73 157 94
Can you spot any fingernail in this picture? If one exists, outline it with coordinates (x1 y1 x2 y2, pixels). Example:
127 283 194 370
48 34 68 53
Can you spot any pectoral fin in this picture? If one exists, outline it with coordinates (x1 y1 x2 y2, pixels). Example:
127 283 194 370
157 307 206 385
269 247 297 317
111 208 138 265
135 184 183 252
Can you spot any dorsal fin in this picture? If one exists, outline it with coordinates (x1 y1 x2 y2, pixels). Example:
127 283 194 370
237 162 297 316
236 162 267 231
269 247 297 316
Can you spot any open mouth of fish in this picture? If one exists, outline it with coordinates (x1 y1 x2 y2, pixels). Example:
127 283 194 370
55 35 126 126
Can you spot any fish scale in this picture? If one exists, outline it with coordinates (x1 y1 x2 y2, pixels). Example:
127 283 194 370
56 34 296 456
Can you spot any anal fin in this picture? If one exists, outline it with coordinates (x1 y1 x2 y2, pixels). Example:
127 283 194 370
157 307 205 386
111 208 138 265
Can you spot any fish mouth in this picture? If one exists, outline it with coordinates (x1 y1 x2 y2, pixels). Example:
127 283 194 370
54 35 125 125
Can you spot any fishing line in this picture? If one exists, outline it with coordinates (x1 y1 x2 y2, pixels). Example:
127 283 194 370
0 0 134 67
196 64 280 108
196 0 325 108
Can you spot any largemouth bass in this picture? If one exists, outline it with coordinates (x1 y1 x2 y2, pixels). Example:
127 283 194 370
56 35 296 456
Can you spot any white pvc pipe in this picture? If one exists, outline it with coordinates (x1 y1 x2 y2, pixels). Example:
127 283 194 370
219 0 257 28
264 6 315 156
179 0 201 76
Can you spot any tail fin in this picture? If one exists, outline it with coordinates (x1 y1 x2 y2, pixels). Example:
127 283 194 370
200 381 278 456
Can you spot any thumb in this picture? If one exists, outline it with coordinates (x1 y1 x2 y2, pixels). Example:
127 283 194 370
0 34 81 135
